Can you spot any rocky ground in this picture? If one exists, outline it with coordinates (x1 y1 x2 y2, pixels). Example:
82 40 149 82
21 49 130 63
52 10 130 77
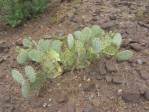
0 0 149 112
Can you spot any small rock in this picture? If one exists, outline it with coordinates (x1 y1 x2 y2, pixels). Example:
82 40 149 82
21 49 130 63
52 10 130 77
90 59 107 76
0 55 8 64
144 106 149 110
130 43 143 51
55 93 68 103
48 98 52 102
112 76 124 84
102 21 117 29
0 57 4 63
43 103 48 108
122 39 131 47
0 40 9 53
117 89 123 96
69 16 77 23
59 32 65 37
98 61 107 75
122 91 140 103
106 60 118 72
137 82 148 95
82 104 96 112
15 38 23 46
105 76 112 83
136 59 144 65
32 100 44 108
110 15 117 20
82 82 95 92
139 70 149 80
144 89 149 100
96 75 104 80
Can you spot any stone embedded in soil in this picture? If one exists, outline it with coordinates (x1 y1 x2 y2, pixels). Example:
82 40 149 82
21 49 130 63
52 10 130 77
139 70 149 80
112 76 124 84
102 21 117 29
110 14 117 20
89 60 107 77
130 43 143 51
122 39 131 48
31 100 45 108
98 60 107 75
136 59 144 65
55 93 68 103
138 84 148 95
82 104 96 112
122 91 141 103
0 55 8 64
15 39 23 46
82 82 95 92
96 75 104 80
105 76 112 83
43 103 48 108
0 57 4 63
117 89 123 96
105 60 118 73
0 40 9 53
144 89 149 100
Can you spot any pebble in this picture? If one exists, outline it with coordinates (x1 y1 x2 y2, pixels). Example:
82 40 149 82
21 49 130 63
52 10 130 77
102 21 117 29
43 103 48 108
96 75 104 80
15 38 23 46
144 89 149 100
105 60 118 72
105 76 112 83
55 93 68 103
130 43 143 51
136 59 144 65
0 55 8 64
0 40 9 53
112 76 124 84
82 82 95 92
98 61 107 75
122 91 140 103
82 104 96 112
49 98 52 102
31 100 44 108
117 89 123 96
136 82 148 95
139 70 149 80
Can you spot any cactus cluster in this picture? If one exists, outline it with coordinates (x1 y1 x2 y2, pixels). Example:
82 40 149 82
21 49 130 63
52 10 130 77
11 25 133 97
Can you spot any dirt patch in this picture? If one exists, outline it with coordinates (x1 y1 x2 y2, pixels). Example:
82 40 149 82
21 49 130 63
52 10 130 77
0 0 149 112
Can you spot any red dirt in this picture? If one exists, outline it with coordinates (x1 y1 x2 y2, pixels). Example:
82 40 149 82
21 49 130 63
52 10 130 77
0 0 149 112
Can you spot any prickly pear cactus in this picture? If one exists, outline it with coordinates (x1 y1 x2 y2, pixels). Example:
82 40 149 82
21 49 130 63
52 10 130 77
11 25 133 97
